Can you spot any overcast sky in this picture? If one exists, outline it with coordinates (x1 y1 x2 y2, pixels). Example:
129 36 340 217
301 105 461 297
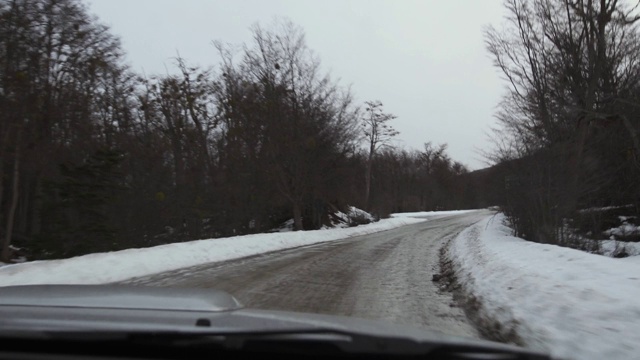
85 0 507 170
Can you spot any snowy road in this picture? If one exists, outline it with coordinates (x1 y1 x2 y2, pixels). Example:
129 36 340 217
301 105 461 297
122 211 490 338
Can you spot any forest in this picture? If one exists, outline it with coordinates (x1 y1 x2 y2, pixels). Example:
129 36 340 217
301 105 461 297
5 0 636 262
482 0 640 247
0 0 471 261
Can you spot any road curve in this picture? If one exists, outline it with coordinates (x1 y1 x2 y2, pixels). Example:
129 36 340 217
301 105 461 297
121 210 491 339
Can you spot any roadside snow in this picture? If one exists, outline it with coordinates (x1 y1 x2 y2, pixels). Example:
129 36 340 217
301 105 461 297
275 206 376 231
604 222 640 238
450 213 640 360
0 216 427 287
578 204 634 213
598 240 640 257
273 219 296 232
347 206 376 222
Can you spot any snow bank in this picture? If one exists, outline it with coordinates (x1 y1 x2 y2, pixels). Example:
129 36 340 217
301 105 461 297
598 240 640 257
275 206 376 231
578 204 634 213
450 213 640 360
347 206 376 222
604 222 640 239
0 216 426 287
272 219 296 232
558 237 640 259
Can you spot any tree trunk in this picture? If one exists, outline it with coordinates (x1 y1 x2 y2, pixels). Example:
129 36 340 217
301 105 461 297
563 118 590 215
563 1 612 217
620 115 640 168
364 142 375 210
292 201 303 231
170 131 185 189
364 163 372 210
0 127 10 233
1 145 20 263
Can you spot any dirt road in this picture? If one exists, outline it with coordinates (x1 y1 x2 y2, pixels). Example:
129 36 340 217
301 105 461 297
122 210 491 338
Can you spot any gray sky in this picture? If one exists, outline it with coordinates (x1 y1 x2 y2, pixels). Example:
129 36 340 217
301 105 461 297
85 0 507 170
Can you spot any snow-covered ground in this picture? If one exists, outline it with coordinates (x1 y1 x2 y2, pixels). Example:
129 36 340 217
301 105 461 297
272 206 377 232
0 216 427 287
332 206 377 225
7 206 635 359
598 239 640 257
603 216 640 240
578 204 634 213
577 214 640 258
449 213 640 360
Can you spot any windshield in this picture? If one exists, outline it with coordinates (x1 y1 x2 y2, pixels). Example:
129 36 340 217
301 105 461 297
1 1 639 360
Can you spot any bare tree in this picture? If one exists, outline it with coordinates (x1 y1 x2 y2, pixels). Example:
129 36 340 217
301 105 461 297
1 131 20 262
361 100 398 210
486 0 640 243
0 0 125 259
213 20 358 231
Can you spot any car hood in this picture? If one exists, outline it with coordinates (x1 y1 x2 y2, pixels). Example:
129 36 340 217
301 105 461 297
0 284 534 355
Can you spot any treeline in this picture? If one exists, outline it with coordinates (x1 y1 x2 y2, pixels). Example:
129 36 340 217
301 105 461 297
0 0 470 261
485 0 640 244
